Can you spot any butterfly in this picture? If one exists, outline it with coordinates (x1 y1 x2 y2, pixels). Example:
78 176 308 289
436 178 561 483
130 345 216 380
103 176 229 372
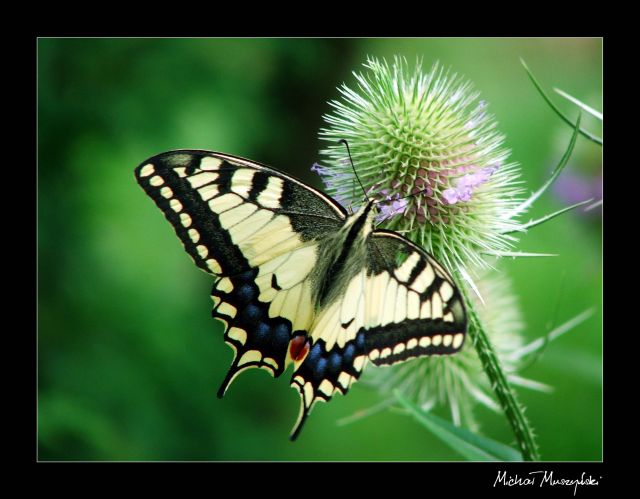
135 150 467 440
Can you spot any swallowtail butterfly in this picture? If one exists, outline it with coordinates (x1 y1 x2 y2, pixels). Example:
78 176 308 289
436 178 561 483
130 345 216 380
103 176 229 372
135 150 467 440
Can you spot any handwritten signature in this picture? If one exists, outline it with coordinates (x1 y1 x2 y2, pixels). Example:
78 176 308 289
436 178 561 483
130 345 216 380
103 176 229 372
494 471 600 496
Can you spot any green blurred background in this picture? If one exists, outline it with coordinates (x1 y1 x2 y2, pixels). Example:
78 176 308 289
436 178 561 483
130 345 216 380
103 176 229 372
38 38 602 461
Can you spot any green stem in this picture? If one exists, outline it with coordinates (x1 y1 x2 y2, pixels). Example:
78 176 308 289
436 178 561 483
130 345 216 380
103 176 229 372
520 59 602 146
512 112 582 218
503 198 593 235
459 283 540 461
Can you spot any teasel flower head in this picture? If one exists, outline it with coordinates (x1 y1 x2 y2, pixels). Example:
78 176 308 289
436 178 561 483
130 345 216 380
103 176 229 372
315 56 524 274
363 270 537 431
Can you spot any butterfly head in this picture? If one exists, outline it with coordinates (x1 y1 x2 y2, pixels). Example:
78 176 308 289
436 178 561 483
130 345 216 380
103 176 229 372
343 200 378 239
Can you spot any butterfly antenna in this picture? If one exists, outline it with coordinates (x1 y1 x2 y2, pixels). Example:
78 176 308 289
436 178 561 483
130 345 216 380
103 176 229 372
339 139 369 203
394 188 430 203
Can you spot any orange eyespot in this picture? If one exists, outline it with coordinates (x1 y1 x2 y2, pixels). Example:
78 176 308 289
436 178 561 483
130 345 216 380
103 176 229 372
289 335 311 362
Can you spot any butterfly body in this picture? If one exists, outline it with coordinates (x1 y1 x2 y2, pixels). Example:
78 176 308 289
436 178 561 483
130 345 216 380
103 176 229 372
135 150 467 440
309 200 375 307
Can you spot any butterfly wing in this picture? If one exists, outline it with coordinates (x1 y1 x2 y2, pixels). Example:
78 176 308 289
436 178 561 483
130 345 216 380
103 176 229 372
363 230 467 365
289 268 369 440
135 150 347 395
288 229 466 439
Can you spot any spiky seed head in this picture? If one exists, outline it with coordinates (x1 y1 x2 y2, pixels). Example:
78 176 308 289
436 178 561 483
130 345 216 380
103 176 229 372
315 56 525 273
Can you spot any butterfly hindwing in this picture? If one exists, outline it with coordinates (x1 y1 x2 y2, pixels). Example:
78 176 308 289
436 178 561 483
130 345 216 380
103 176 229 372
289 269 370 440
364 230 467 365
135 150 347 395
211 267 292 394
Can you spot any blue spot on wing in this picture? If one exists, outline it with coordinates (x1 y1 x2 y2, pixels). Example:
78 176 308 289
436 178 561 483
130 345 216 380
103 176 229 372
242 303 262 322
328 352 342 373
237 284 255 304
308 343 323 361
314 357 327 378
274 323 291 344
343 344 355 364
255 322 271 340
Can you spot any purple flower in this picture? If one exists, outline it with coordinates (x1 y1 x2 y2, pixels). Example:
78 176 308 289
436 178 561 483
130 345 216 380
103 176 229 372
441 165 499 205
374 189 409 222
310 162 328 176
442 188 459 204
553 169 603 217
311 162 354 207
311 162 349 186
